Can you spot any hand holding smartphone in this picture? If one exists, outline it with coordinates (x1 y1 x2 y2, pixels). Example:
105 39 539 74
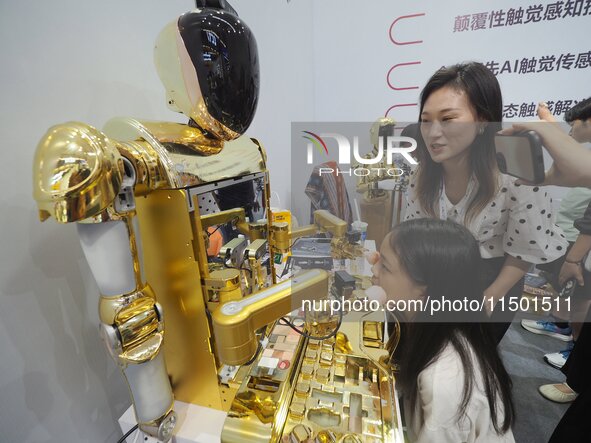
495 130 545 184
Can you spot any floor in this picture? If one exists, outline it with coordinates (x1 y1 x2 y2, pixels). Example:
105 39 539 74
499 314 571 443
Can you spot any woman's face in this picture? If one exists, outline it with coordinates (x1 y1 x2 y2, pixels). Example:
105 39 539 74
420 86 481 165
371 233 426 320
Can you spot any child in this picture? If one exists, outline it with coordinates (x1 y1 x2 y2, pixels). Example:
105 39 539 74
370 218 515 442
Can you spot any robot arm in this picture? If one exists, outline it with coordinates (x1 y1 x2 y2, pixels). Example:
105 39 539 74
212 269 328 365
33 123 177 441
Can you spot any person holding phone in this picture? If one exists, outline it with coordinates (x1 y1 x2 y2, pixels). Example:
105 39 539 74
499 97 591 442
522 98 591 370
404 62 568 343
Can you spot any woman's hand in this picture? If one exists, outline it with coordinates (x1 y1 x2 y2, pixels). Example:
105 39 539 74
498 102 591 188
558 261 584 287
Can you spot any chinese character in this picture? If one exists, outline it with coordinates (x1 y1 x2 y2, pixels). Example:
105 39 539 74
453 15 471 32
563 0 584 16
471 12 489 30
503 103 519 118
526 57 538 73
538 55 556 72
518 57 536 74
526 102 537 117
584 0 591 15
574 51 591 69
557 52 576 69
519 103 530 117
485 60 500 75
506 7 525 24
544 2 564 20
554 100 565 115
489 9 506 27
563 100 573 112
525 4 544 23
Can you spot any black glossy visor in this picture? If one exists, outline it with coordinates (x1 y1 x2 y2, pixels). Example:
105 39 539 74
179 8 259 135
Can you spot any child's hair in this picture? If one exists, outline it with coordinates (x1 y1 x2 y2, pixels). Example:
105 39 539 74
387 218 514 434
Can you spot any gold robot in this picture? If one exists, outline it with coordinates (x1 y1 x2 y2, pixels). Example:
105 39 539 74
32 2 402 442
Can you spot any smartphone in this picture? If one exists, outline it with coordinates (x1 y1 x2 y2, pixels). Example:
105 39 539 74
495 130 545 184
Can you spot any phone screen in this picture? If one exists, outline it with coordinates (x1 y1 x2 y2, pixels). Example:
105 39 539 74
495 132 544 183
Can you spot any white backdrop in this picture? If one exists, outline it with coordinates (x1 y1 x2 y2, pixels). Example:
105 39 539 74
0 1 589 442
313 0 590 121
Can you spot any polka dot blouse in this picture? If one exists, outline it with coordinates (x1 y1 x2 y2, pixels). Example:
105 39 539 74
404 172 568 264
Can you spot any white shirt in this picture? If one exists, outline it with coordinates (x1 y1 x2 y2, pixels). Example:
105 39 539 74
406 341 515 443
404 171 568 264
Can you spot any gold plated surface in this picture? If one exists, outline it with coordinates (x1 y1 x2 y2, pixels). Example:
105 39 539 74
221 321 309 443
103 117 265 188
192 98 241 141
33 122 125 223
205 269 243 303
115 297 161 352
135 189 224 409
271 222 290 253
212 270 329 366
222 308 403 443
117 139 172 194
280 312 401 443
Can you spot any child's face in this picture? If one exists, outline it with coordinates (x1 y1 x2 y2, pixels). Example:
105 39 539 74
371 233 426 320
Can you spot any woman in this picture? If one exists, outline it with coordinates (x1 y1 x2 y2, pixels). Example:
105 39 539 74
372 219 515 442
405 62 567 342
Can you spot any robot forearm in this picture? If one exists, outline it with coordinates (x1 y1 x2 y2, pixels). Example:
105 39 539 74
79 220 176 440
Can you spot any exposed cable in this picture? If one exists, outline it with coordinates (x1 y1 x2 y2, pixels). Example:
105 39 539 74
116 424 139 443
279 307 343 341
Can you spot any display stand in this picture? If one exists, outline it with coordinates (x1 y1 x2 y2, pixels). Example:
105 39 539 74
119 401 226 443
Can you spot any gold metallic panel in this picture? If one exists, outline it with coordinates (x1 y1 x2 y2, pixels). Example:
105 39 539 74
103 117 266 188
33 122 125 223
137 120 223 155
135 189 223 409
212 269 329 366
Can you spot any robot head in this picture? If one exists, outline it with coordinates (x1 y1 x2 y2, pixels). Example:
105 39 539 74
154 1 259 141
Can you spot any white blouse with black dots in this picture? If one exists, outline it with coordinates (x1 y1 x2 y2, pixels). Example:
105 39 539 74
404 172 568 264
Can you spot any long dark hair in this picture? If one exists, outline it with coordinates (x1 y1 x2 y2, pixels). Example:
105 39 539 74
416 62 502 225
387 219 514 434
